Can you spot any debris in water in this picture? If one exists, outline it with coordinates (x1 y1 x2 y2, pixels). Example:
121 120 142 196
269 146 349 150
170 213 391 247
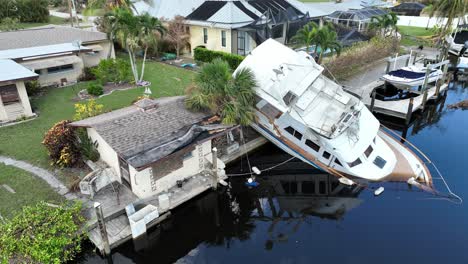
448 100 468 110
374 187 385 196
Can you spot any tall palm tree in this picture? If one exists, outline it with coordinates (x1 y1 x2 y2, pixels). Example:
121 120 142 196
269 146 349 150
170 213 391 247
316 25 342 64
430 0 467 35
291 21 319 54
186 58 257 125
369 12 398 37
110 8 165 83
137 13 165 81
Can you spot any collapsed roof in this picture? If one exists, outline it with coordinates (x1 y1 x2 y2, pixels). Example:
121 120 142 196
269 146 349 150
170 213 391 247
71 96 232 170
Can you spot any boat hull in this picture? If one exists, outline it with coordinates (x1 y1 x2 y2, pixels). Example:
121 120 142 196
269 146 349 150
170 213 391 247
251 123 432 186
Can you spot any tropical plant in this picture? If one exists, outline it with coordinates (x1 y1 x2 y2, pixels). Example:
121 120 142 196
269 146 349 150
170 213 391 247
186 58 257 125
73 99 104 121
0 17 22 31
316 25 342 64
77 130 100 162
164 15 190 58
194 47 244 69
25 80 41 96
42 120 81 167
87 83 104 96
0 201 85 263
430 0 467 35
92 58 132 84
291 21 319 53
369 12 399 38
107 8 166 83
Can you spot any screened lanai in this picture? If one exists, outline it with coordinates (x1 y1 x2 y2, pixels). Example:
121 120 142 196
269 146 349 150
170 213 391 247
324 8 388 32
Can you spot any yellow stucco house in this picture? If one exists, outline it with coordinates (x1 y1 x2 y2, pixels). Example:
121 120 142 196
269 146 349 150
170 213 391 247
185 0 309 56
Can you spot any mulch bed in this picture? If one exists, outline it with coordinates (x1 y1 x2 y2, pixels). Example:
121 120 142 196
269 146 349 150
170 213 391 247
75 82 137 101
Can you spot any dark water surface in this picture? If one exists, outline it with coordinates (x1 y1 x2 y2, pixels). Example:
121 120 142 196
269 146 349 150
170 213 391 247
82 80 468 264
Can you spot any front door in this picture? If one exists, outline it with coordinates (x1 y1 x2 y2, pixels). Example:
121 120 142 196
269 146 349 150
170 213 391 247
118 156 131 188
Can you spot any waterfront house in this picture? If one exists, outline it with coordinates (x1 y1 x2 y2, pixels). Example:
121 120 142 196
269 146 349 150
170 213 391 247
0 25 114 87
70 96 231 199
185 0 309 56
0 60 38 122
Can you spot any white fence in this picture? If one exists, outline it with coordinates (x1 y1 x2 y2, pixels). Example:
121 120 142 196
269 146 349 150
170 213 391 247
397 15 468 29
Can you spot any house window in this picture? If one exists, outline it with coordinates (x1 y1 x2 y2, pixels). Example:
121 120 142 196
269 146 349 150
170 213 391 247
322 151 331 160
302 181 315 194
221 30 226 47
284 126 302 140
319 181 327 194
237 31 245 55
118 156 131 188
280 181 297 194
0 84 20 104
47 64 74 74
305 139 320 152
34 69 41 75
272 24 284 38
203 28 208 44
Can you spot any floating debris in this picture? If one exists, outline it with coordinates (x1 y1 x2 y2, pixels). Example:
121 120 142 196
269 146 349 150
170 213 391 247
374 187 385 196
448 100 468 110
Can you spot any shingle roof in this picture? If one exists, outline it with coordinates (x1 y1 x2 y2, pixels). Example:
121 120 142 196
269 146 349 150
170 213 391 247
70 96 215 169
0 25 108 51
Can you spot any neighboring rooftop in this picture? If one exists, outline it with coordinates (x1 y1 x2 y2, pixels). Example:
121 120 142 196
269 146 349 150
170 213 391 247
0 59 38 83
186 0 306 29
0 25 108 51
70 97 216 169
0 43 91 60
133 0 205 19
325 8 387 23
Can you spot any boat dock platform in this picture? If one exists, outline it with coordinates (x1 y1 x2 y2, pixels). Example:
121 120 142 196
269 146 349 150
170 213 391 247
343 51 451 123
86 134 267 254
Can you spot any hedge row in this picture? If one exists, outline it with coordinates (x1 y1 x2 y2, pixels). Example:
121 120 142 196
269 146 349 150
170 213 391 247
0 0 49 23
194 47 244 70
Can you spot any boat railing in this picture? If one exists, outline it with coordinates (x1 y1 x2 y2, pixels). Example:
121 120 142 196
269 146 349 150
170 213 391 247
381 124 462 204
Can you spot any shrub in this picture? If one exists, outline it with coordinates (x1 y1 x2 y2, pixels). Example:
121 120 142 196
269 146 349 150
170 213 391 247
0 201 85 263
87 83 104 96
79 67 97 81
91 58 132 84
25 80 41 96
0 0 49 22
73 99 104 121
323 37 395 81
42 120 80 167
77 129 100 162
194 47 244 70
0 17 22 31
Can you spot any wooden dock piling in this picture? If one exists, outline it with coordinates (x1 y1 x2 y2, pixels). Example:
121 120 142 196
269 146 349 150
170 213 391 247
405 98 414 125
420 65 432 111
370 88 376 112
94 202 111 256
212 147 218 190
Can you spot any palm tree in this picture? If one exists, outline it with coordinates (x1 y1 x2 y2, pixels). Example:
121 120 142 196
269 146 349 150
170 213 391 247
291 21 319 54
87 0 136 13
137 13 165 81
369 12 398 37
430 0 467 35
316 25 342 64
186 58 257 125
110 8 165 83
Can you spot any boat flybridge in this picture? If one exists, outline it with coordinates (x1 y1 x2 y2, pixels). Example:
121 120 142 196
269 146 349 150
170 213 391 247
234 39 432 185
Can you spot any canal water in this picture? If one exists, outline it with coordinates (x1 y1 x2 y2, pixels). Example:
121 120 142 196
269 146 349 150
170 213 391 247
81 80 467 264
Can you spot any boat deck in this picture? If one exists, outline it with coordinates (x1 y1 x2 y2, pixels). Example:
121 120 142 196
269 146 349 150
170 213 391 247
359 80 448 119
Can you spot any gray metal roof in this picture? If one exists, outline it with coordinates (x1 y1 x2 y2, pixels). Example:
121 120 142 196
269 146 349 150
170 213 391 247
133 0 205 19
0 59 38 83
0 25 108 51
0 43 91 60
70 96 215 169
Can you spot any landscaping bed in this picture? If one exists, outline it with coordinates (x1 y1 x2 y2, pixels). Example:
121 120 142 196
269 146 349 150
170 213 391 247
76 82 136 100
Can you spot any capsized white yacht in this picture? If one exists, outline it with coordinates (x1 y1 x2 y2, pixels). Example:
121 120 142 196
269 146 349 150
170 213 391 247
234 39 432 185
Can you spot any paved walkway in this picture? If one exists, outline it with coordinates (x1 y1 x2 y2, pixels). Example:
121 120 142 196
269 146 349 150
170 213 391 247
0 156 79 200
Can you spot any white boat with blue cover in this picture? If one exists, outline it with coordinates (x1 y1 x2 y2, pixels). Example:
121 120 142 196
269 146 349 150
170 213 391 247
381 66 443 87
234 39 433 185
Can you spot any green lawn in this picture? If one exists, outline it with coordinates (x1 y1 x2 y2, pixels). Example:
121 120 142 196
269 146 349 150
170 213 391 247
0 164 64 219
398 26 435 47
18 16 67 29
0 61 195 172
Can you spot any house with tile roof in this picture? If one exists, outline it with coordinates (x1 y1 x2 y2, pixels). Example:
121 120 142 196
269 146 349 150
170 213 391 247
185 0 310 56
0 25 114 87
70 96 232 198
